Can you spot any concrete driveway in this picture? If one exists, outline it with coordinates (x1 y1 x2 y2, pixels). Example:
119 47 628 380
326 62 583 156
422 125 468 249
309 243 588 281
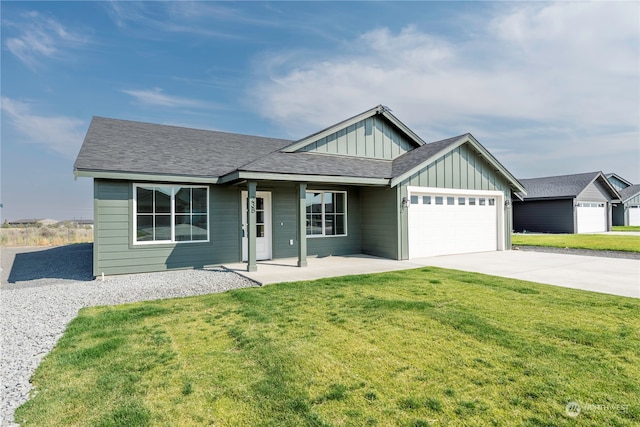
226 251 639 298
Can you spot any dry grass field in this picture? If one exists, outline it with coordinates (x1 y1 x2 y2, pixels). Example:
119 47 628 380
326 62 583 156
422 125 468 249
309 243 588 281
0 225 93 247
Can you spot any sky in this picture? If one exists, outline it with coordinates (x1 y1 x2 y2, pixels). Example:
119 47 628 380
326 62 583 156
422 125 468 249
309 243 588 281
1 1 639 221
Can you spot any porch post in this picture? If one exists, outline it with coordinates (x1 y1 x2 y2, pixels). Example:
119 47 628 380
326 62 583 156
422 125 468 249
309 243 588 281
247 181 257 272
297 183 308 267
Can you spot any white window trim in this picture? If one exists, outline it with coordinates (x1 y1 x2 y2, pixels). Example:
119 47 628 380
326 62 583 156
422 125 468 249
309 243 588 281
306 190 348 238
133 184 210 245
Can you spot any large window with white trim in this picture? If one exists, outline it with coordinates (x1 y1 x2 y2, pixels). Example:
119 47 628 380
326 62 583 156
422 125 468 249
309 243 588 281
306 191 347 237
134 184 209 244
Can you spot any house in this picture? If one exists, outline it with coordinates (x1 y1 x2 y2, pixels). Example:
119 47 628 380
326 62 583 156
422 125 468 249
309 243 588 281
74 105 525 276
513 172 621 234
7 219 59 227
606 173 640 226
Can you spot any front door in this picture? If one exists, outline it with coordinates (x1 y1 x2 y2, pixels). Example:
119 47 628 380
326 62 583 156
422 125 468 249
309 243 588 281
242 191 272 261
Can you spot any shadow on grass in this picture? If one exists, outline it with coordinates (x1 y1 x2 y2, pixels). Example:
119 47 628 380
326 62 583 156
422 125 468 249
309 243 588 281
6 243 93 283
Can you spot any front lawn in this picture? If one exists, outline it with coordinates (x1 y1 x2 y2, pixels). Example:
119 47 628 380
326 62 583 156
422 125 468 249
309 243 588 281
512 233 640 252
17 269 640 426
613 226 640 232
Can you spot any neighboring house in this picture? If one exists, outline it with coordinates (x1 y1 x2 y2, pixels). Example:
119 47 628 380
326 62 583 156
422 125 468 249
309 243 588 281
614 184 640 226
8 219 59 226
513 172 621 234
606 173 639 226
606 173 633 192
74 105 525 276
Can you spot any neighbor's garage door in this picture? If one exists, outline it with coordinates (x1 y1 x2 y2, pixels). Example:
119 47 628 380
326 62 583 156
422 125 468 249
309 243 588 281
576 202 606 233
629 206 640 226
408 191 498 258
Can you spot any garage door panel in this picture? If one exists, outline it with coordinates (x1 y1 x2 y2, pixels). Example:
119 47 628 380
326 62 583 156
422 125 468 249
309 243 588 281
629 207 640 226
576 203 606 233
408 192 498 258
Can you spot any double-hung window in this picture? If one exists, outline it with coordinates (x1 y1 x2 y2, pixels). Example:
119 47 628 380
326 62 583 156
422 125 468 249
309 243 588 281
134 185 209 244
306 191 347 237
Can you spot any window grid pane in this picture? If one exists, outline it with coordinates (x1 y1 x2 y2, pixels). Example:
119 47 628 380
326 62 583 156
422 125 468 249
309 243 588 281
306 191 346 237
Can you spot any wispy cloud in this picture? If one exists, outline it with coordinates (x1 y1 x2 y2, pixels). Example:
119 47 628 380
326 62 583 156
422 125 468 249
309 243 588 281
3 11 89 69
250 2 639 179
1 97 86 158
121 88 207 108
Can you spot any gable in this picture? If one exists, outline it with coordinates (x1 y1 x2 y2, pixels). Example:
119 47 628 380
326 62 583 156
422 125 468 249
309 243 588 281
577 179 611 202
297 115 418 160
397 142 513 194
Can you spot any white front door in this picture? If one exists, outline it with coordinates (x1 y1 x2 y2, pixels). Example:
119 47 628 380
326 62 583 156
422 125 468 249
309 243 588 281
242 191 272 261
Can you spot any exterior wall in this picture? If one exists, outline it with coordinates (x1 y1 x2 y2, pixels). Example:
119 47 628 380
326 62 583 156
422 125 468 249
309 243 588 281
512 199 574 233
624 193 640 226
306 185 362 257
299 116 415 160
397 143 514 258
576 180 609 202
93 179 240 276
360 187 399 259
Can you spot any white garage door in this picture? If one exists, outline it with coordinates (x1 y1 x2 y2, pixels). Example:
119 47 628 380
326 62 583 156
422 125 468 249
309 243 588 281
629 206 640 226
408 191 499 258
576 202 606 233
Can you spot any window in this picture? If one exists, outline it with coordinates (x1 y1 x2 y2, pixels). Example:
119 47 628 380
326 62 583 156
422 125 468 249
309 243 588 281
423 196 431 205
458 197 466 205
135 185 208 244
447 196 455 205
435 196 443 205
469 197 476 206
410 195 419 205
306 191 346 236
479 198 486 206
488 198 496 206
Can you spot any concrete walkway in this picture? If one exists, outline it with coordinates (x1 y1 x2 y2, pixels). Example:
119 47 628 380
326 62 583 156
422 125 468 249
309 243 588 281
225 251 640 298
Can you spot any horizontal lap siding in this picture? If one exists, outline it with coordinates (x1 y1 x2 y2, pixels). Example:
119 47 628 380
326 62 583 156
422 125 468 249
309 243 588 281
94 180 240 276
307 187 362 257
577 180 609 202
360 187 399 259
512 199 574 233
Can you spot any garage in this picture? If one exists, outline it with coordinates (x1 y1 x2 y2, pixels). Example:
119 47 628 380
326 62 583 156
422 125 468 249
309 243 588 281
576 202 606 233
629 206 640 226
408 188 503 258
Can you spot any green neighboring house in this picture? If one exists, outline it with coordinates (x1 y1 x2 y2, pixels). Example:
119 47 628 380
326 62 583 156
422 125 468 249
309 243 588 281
74 105 525 276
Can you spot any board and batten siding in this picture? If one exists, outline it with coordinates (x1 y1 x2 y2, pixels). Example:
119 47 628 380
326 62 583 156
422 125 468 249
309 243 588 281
93 179 241 276
396 143 514 258
298 116 415 160
512 199 574 233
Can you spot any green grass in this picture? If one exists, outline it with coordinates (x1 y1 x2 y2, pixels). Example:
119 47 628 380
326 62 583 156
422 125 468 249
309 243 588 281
512 233 640 252
16 268 640 426
613 226 640 232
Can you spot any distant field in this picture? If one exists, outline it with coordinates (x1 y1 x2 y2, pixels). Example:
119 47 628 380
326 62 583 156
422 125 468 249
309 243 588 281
512 233 640 252
0 226 93 246
613 226 640 232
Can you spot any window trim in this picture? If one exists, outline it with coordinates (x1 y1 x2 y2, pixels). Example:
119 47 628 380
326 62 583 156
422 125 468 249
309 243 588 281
305 190 348 238
133 184 210 245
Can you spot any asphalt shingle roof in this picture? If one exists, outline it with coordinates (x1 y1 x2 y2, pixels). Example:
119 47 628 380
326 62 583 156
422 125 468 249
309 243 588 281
391 134 464 177
74 117 292 177
517 171 605 199
619 184 640 202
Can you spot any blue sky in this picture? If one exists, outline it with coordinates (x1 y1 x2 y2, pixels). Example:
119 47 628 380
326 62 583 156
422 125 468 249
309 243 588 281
1 1 638 221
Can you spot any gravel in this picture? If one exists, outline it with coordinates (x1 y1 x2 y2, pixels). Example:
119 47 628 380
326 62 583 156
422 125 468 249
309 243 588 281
0 244 257 427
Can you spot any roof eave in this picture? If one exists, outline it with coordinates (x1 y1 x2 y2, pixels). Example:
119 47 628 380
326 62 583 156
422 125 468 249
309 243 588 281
220 170 390 186
74 169 221 184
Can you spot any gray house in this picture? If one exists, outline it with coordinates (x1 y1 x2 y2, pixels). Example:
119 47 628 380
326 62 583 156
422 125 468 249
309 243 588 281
606 174 640 226
74 105 525 276
513 172 620 234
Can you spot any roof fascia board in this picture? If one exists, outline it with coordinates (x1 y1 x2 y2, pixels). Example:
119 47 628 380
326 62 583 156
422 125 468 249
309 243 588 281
282 105 425 153
220 171 389 186
390 134 526 194
576 172 621 201
74 169 220 184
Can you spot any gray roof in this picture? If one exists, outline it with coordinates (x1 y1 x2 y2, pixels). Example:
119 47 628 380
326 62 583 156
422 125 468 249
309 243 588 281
517 171 615 200
75 117 292 177
619 184 640 202
391 135 463 177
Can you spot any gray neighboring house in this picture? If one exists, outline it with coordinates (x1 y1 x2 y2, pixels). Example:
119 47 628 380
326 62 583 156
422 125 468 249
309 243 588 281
513 171 621 234
74 105 525 276
606 173 640 226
